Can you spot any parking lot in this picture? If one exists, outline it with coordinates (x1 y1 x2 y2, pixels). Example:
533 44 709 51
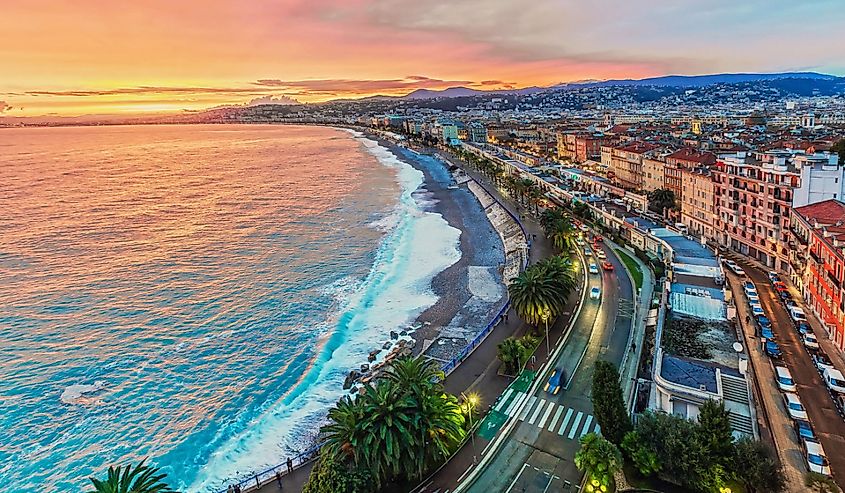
725 256 845 490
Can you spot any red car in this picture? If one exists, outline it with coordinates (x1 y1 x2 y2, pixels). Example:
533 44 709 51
593 235 603 243
773 281 787 292
602 261 614 271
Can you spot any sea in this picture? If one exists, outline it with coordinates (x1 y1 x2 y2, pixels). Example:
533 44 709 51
0 124 462 492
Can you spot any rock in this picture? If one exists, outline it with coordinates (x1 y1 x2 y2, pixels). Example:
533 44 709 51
382 341 392 350
343 370 360 390
390 331 399 340
368 350 380 362
360 363 370 372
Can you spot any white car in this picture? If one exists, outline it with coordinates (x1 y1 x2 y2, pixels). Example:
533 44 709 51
784 392 808 420
823 368 845 395
588 263 599 274
750 304 765 317
804 440 832 476
774 366 797 392
590 286 601 300
746 293 760 305
596 250 607 260
584 248 592 257
803 332 820 350
789 306 807 323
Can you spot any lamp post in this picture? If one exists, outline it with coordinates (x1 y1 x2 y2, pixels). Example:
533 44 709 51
540 307 552 357
462 392 480 458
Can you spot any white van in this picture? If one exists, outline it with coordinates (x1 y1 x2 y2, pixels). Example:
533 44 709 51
823 368 845 394
789 306 807 323
675 222 688 234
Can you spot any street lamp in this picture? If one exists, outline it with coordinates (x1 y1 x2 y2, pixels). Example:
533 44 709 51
540 307 552 356
462 392 481 459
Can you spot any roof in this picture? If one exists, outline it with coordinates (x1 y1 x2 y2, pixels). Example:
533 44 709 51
617 141 659 154
666 147 717 165
660 354 718 393
793 199 845 225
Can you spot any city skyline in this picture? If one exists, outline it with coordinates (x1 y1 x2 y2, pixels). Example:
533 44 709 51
2 0 844 117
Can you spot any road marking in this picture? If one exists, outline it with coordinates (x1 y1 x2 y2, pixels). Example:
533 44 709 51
528 398 547 425
537 401 556 429
505 392 526 417
519 396 536 421
579 415 594 438
567 412 584 440
505 463 531 493
548 405 565 432
594 423 601 435
494 388 513 412
557 408 574 435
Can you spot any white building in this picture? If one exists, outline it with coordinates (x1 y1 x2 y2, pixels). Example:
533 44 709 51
793 153 844 208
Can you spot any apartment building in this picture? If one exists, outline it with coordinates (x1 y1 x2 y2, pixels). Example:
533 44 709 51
714 150 844 272
642 157 666 193
681 167 718 243
664 148 717 211
790 199 845 352
608 141 658 191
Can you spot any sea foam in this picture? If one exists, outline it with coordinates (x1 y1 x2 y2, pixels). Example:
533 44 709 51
189 133 461 492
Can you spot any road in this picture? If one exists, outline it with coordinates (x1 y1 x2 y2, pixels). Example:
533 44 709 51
728 255 845 490
463 242 635 493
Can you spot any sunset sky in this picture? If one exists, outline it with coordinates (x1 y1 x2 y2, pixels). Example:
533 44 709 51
2 0 844 117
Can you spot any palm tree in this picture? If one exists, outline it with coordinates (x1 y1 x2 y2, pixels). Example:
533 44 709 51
384 356 443 401
550 220 576 252
537 256 577 297
518 178 535 205
88 459 177 493
575 433 622 493
540 208 566 235
321 394 366 464
414 391 465 477
647 188 676 217
358 381 418 488
508 266 566 326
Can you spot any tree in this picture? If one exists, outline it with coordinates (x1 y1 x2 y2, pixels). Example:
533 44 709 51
497 336 531 375
805 472 840 493
508 266 565 325
383 356 443 402
537 256 578 297
302 453 375 493
732 437 785 493
647 188 676 216
621 430 661 477
88 459 177 493
696 399 734 466
575 433 622 493
590 361 632 446
832 138 845 166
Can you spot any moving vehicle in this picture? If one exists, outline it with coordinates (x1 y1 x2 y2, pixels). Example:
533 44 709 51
722 259 745 276
803 440 832 476
590 286 601 300
596 250 607 260
784 392 808 420
602 261 614 271
593 235 603 243
775 366 797 392
823 368 845 395
768 271 780 283
765 341 782 359
743 281 757 294
794 419 818 443
544 368 563 395
773 281 788 292
784 297 798 309
803 332 820 351
584 247 592 257
589 263 599 274
789 306 807 323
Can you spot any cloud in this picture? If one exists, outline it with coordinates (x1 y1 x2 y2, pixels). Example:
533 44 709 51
0 101 11 112
246 95 300 106
252 75 474 94
23 86 268 97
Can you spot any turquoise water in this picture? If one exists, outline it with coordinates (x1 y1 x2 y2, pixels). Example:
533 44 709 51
0 125 460 492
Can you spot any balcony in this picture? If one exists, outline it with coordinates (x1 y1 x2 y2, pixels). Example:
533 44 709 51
827 269 842 289
810 250 822 264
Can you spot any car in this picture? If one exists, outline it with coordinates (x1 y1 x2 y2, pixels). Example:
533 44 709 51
780 291 793 302
822 368 845 395
775 366 797 392
746 293 760 305
730 264 746 276
602 261 614 271
761 327 776 340
750 304 765 317
743 280 756 292
768 271 781 283
765 340 783 359
584 247 593 257
755 315 772 328
576 237 584 246
803 332 820 350
590 286 601 300
544 368 563 395
723 258 737 268
784 298 798 309
814 351 834 373
803 439 832 476
596 250 607 260
836 394 845 413
593 235 603 243
796 321 812 335
794 419 818 443
789 306 807 323
773 281 788 293
589 263 599 274
784 392 808 420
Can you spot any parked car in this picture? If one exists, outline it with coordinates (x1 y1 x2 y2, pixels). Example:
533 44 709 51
773 281 788 292
768 271 780 283
794 419 818 443
761 327 776 340
589 263 599 274
747 293 760 305
814 351 834 373
784 392 808 420
796 321 812 335
775 366 797 392
789 306 807 323
590 286 601 300
803 439 832 476
755 315 772 328
593 235 603 243
743 280 756 292
803 332 820 351
544 368 563 395
750 304 765 317
602 261 614 271
730 263 746 276
823 368 845 395
779 291 792 301
765 340 783 359
784 298 798 309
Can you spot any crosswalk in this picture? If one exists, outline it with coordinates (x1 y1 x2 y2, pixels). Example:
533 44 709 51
493 391 600 439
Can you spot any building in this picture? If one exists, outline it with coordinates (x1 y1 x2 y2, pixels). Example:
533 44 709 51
790 200 845 353
681 167 717 243
575 135 605 163
664 149 717 215
609 141 658 191
713 150 844 272
642 157 666 193
468 122 487 143
441 123 460 146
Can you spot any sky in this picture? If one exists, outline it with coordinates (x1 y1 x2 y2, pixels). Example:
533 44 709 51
2 0 844 117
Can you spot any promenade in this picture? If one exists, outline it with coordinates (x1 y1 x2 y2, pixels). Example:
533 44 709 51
254 146 565 493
